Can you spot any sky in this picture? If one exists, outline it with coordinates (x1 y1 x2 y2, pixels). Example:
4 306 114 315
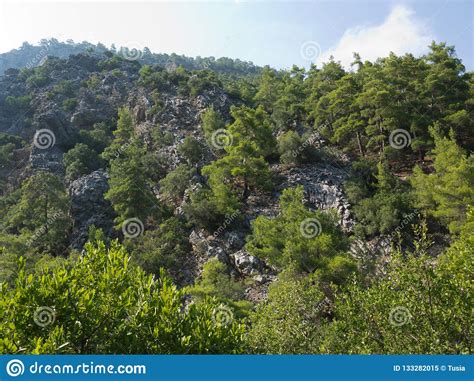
0 0 472 70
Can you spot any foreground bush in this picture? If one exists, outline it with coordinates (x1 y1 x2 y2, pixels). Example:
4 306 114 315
0 241 245 354
322 229 473 354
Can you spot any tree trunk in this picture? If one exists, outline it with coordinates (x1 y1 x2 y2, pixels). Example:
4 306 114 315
356 131 365 157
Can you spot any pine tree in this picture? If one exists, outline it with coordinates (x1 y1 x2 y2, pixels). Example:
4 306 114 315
9 171 70 255
411 129 474 233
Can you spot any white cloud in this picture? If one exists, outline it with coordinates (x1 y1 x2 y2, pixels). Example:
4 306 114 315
317 5 434 68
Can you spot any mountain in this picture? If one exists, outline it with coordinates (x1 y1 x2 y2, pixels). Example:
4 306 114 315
0 40 472 355
0 39 262 77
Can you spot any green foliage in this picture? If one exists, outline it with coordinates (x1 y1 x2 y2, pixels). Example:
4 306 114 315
348 160 414 237
63 143 104 182
150 126 174 149
322 229 473 354
149 89 164 116
202 106 274 202
183 185 240 231
186 70 221 97
0 132 25 148
246 186 352 277
187 258 252 319
278 130 320 165
158 164 195 207
26 72 50 87
189 258 245 301
248 268 326 353
203 148 272 202
201 106 225 147
178 136 203 165
7 172 71 255
62 98 77 111
52 80 75 97
0 240 245 354
97 55 126 71
82 73 101 90
5 95 32 115
0 143 15 168
78 121 113 154
411 130 474 233
104 108 161 228
102 107 135 161
278 130 302 164
227 105 276 159
127 217 190 283
139 64 170 90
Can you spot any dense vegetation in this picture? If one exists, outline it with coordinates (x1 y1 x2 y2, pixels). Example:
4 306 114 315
0 40 472 354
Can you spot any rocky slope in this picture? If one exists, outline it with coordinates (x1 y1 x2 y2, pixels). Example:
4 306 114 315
0 49 355 300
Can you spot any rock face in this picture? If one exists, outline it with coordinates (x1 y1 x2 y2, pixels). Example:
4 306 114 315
128 86 231 172
275 163 354 232
29 146 64 175
231 249 266 276
69 169 115 250
0 48 359 305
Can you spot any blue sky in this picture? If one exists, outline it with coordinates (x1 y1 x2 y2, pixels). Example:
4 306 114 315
0 0 472 70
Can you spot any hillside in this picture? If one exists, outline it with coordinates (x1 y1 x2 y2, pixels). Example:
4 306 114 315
0 40 472 355
0 39 262 77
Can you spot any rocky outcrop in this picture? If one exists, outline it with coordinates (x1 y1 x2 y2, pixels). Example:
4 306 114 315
69 169 115 250
275 163 354 231
29 146 64 175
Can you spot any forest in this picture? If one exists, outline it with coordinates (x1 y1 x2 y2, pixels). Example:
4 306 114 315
0 39 472 354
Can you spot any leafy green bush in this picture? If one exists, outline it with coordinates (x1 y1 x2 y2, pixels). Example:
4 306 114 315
183 185 239 231
82 73 101 90
78 121 113 154
178 136 203 165
4 95 32 114
53 80 75 97
322 228 473 354
411 130 474 234
0 143 15 167
278 130 320 165
26 73 50 87
0 240 245 354
62 98 78 111
127 217 191 283
7 172 71 256
246 186 352 276
63 143 104 181
158 164 195 207
187 258 252 319
347 160 414 238
248 268 326 353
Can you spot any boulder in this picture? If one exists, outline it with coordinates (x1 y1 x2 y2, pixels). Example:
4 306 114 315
69 169 115 250
231 249 265 276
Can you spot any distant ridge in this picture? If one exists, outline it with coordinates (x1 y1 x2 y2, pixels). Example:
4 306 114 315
0 39 262 77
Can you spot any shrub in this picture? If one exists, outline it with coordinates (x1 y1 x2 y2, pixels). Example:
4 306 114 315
0 240 246 354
